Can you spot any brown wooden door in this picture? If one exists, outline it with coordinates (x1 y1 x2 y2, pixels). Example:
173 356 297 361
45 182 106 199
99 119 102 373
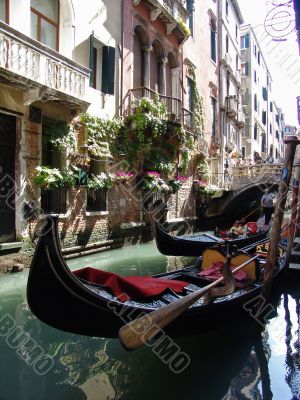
0 114 16 243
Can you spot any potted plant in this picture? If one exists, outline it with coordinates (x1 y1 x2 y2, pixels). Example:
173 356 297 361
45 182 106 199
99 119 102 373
34 166 76 190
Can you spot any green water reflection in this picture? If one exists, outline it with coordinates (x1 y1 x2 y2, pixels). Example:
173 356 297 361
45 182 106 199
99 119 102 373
0 242 299 400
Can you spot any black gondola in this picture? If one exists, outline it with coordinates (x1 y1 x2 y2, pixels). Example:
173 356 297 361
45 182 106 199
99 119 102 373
26 216 283 339
154 222 269 257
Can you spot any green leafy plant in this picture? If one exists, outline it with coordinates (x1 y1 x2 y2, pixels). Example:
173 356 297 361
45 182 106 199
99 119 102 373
187 65 205 137
79 113 123 158
42 117 76 153
35 166 76 189
202 184 222 198
168 179 182 194
145 149 174 174
197 159 210 180
87 173 115 190
142 177 170 193
113 95 168 168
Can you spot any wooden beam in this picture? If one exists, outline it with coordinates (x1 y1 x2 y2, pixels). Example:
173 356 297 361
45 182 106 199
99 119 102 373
262 136 300 298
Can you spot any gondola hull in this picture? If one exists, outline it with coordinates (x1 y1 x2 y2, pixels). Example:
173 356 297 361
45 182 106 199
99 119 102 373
27 217 281 338
155 223 269 257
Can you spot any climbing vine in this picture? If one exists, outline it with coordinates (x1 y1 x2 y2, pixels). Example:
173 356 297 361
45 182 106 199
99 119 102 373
187 64 205 137
78 113 123 159
111 96 168 169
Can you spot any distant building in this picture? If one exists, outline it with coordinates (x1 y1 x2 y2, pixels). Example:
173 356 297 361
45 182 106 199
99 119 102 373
219 0 245 169
240 24 284 162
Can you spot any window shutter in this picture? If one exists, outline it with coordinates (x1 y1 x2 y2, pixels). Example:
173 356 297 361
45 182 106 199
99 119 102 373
262 87 268 101
245 62 249 76
245 34 249 48
211 30 216 62
102 46 115 95
89 34 94 88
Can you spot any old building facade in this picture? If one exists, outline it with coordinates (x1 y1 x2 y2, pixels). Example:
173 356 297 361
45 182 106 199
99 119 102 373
0 0 287 253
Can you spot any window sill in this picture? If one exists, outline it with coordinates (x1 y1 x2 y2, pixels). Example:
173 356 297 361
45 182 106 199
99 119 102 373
210 59 217 67
43 212 71 220
85 211 109 217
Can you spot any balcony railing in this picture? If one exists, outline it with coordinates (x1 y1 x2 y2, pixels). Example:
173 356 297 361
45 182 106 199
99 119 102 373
124 86 182 121
0 21 90 105
133 0 189 39
123 87 201 136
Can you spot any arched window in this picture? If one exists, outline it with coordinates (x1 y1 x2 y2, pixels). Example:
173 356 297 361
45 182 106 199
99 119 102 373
30 0 59 50
151 40 164 93
133 26 149 88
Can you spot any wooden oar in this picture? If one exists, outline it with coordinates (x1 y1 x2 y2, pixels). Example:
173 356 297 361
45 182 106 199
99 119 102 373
242 205 262 221
119 254 260 350
203 233 224 242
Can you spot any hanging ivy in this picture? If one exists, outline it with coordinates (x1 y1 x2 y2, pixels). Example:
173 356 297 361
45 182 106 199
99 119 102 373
111 96 168 169
79 113 123 159
42 116 76 153
187 65 205 137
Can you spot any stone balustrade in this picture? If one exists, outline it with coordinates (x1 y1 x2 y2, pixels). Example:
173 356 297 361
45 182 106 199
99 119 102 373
0 21 90 105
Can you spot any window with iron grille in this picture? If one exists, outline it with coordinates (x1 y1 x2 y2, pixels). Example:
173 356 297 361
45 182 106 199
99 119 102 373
41 188 67 214
86 189 107 212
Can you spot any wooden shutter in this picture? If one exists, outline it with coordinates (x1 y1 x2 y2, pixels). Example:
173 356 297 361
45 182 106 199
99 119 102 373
245 34 250 48
211 30 216 62
89 34 94 88
102 46 115 95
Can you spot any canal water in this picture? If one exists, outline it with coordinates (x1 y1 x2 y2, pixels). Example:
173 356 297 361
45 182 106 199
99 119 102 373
0 242 299 400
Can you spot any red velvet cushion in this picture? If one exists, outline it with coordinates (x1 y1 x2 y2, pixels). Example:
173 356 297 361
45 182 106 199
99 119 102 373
73 267 188 302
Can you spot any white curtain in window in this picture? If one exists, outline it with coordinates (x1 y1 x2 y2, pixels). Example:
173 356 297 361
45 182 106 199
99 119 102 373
31 0 58 22
0 0 6 21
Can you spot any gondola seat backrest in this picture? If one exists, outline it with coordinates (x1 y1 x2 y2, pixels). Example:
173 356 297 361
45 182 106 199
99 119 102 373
200 248 257 281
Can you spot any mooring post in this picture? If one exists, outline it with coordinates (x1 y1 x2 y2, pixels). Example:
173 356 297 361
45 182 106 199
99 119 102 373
262 136 300 299
285 146 300 264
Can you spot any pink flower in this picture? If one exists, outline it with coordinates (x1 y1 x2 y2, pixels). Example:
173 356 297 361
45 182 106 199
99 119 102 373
144 171 161 178
116 171 134 177
176 175 189 181
198 180 208 187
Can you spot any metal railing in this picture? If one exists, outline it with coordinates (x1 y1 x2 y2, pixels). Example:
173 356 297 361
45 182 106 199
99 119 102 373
124 87 182 124
86 189 107 212
209 164 283 192
41 189 67 214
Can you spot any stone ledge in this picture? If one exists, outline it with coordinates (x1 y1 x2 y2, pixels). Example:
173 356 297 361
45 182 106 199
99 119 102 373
0 242 23 251
120 222 146 230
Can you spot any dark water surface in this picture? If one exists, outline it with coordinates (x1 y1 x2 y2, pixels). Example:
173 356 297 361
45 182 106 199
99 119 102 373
0 242 299 400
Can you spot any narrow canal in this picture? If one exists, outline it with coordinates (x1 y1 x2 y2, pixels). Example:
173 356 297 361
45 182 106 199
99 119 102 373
0 242 299 400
